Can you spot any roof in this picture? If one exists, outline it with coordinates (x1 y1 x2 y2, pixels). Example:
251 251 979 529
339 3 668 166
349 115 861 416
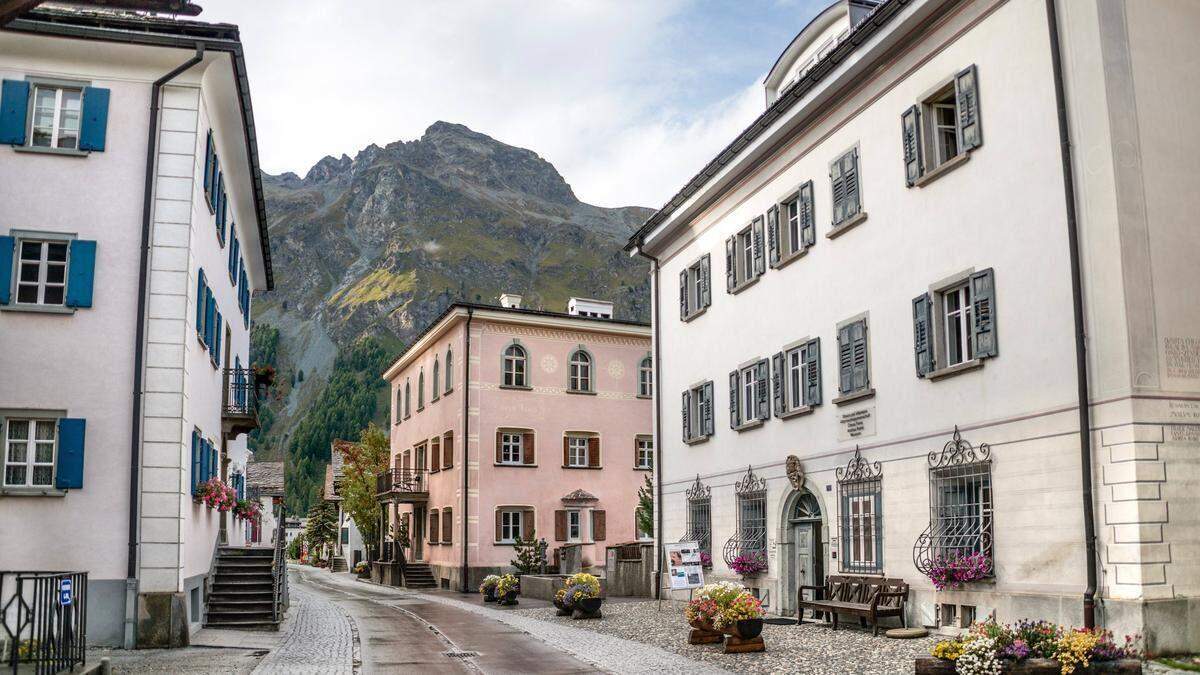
4 6 275 289
382 300 651 381
625 0 907 253
330 439 353 477
245 461 284 496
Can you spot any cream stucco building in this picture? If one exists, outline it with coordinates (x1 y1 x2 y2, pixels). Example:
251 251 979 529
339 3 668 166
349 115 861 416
628 0 1199 653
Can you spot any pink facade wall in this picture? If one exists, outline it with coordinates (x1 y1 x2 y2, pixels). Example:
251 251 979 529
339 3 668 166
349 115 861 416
385 309 651 577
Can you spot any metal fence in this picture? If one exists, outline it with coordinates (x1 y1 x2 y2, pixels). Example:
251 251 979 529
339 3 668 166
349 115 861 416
1 571 87 675
913 427 995 575
683 475 712 557
722 466 767 567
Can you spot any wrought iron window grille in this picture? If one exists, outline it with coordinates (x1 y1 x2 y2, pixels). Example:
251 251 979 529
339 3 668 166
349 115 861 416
913 426 994 576
683 474 712 557
836 446 883 573
723 465 768 567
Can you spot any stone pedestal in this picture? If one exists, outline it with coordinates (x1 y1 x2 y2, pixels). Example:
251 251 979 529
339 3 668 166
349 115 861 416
136 592 188 648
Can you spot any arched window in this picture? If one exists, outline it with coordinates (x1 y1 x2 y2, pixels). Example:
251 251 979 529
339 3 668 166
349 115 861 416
404 379 411 418
503 343 527 388
432 357 441 401
394 387 402 425
418 369 426 410
444 347 453 394
638 356 653 397
569 349 592 392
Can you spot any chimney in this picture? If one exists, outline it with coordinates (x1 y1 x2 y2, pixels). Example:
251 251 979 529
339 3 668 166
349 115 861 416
499 293 523 309
567 297 613 319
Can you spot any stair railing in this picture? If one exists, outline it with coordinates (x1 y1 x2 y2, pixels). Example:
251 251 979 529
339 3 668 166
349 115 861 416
272 504 288 621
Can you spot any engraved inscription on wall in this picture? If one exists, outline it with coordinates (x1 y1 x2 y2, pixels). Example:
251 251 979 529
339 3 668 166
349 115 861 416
838 406 876 441
1169 424 1200 443
1164 337 1200 379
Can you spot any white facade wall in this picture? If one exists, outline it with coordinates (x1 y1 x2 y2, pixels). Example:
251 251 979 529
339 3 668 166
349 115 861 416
645 0 1199 653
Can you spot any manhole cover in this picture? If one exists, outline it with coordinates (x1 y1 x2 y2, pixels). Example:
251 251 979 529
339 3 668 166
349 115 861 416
443 651 480 659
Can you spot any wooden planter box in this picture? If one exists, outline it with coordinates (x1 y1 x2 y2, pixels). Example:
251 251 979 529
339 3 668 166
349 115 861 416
915 656 1142 674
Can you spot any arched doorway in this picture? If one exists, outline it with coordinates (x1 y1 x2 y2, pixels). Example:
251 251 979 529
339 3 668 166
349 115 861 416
778 488 826 616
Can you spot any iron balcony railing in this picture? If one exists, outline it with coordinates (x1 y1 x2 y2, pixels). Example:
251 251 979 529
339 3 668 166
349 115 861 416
221 367 258 419
1 571 87 675
376 468 428 496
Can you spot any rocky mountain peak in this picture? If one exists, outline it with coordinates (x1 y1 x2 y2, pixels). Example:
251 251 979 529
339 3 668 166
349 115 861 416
303 153 352 183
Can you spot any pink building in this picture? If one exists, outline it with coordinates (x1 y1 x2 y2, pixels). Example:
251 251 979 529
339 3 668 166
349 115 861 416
377 296 652 590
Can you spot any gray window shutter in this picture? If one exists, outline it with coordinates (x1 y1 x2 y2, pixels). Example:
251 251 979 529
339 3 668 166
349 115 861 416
767 206 780 267
844 150 861 219
970 267 997 358
955 64 982 150
838 324 854 394
913 292 935 377
851 320 869 391
725 236 735 292
755 359 769 420
729 370 739 428
679 270 689 320
752 217 765 277
702 381 715 436
901 105 923 186
799 181 816 247
772 351 785 416
804 338 822 406
830 157 845 225
681 390 691 441
700 254 711 308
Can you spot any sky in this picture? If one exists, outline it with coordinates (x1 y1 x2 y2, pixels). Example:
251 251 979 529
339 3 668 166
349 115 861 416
199 0 828 209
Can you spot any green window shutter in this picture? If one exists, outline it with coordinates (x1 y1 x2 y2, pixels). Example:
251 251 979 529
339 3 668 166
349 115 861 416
78 86 110 152
214 311 223 367
55 418 86 489
851 320 869 391
681 390 691 441
204 131 214 197
0 80 30 145
754 359 769 420
804 338 822 406
752 216 765 277
65 239 96 308
196 269 207 334
830 155 845 225
837 323 854 394
728 370 739 428
767 205 780 267
913 292 935 377
724 236 735 292
0 235 14 305
702 381 715 436
955 64 983 150
843 150 861 219
700 254 711 308
771 351 784 416
901 105 923 186
799 181 816 247
204 286 215 348
970 267 997 358
679 269 688 320
191 429 201 494
200 438 210 482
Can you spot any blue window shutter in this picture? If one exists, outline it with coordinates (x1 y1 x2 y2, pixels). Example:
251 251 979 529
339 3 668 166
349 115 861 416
0 235 14 305
195 270 205 333
191 430 200 494
0 80 30 145
78 87 110 152
211 164 220 211
204 131 214 197
211 443 218 481
65 239 97 308
214 311 223 366
55 418 87 489
204 287 215 347
228 236 238 283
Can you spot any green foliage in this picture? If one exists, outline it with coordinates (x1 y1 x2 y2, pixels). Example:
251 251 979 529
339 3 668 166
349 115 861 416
283 336 395 513
339 423 390 555
287 534 303 560
248 324 282 457
510 531 548 574
636 473 654 539
305 501 337 562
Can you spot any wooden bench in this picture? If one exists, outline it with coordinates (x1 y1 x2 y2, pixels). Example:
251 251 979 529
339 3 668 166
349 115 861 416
796 575 909 635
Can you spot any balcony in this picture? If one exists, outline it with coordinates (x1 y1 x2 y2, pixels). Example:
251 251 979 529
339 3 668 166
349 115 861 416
376 468 428 503
222 367 259 436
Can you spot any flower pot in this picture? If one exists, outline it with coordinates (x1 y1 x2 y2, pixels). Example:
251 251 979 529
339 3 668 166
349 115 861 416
499 591 518 605
689 617 716 633
483 588 497 603
731 618 763 640
576 597 602 615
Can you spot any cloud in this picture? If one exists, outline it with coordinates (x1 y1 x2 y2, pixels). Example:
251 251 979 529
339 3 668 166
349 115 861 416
199 0 778 208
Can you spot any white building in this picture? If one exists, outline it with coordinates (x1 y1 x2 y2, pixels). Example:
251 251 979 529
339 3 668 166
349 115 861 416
0 6 271 648
326 440 366 571
628 0 1199 653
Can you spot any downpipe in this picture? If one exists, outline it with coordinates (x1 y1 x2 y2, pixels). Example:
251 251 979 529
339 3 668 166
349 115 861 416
634 249 663 599
461 307 473 592
126 43 205 649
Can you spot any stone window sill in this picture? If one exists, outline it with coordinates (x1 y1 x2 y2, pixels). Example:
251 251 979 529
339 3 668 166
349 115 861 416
633 466 653 471
13 145 88 158
563 465 603 470
826 211 868 240
683 435 710 446
682 306 708 323
565 389 596 396
733 419 765 432
0 487 67 497
771 246 809 271
500 384 532 391
832 388 876 406
729 275 761 296
926 358 984 381
0 304 75 315
494 462 537 468
636 394 652 400
912 152 970 188
778 405 814 420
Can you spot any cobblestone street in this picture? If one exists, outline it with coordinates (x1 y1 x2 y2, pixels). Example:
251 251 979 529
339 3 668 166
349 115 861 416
250 576 358 675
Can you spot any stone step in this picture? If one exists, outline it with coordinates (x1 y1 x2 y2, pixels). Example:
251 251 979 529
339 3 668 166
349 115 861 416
202 619 280 631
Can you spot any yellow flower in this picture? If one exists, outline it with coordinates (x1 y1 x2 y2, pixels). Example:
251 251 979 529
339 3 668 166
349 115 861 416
1054 630 1100 674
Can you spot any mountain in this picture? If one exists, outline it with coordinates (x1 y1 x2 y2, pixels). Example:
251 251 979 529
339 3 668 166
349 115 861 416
250 122 652 512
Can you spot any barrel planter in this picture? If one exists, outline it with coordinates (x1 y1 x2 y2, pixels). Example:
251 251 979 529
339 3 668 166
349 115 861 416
688 617 723 645
498 590 519 606
914 656 1142 674
483 588 497 603
572 596 602 620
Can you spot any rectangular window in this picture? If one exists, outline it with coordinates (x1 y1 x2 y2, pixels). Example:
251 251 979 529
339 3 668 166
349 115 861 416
567 509 581 542
780 338 820 413
636 437 653 470
567 436 588 467
830 148 861 227
931 93 959 167
774 181 814 262
837 318 870 397
741 365 757 422
4 418 56 488
499 509 524 543
943 282 974 367
739 227 754 283
30 84 82 150
903 65 982 186
680 254 711 320
733 360 768 426
682 381 713 442
839 461 883 574
500 432 523 464
15 239 68 306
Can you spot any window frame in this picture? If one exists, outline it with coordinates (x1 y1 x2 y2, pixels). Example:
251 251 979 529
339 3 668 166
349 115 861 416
827 145 867 238
502 343 529 389
498 508 525 544
432 357 441 402
635 436 653 470
566 509 582 542
568 349 593 393
3 417 58 489
444 347 454 394
417 369 425 411
638 356 653 398
12 234 71 308
500 432 524 465
28 81 83 151
834 314 873 404
566 435 589 468
403 380 411 419
682 381 713 444
942 281 974 368
681 254 711 321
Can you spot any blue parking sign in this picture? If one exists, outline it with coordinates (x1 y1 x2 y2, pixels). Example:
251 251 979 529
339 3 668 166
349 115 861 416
59 578 72 607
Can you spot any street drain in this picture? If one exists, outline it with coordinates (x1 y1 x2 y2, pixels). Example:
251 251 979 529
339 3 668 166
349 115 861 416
443 651 480 659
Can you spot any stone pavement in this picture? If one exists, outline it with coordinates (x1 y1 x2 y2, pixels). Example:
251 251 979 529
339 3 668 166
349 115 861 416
250 576 357 675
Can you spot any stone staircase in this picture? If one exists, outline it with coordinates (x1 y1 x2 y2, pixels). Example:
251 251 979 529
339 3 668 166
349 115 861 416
403 562 437 589
204 547 280 630
330 556 348 573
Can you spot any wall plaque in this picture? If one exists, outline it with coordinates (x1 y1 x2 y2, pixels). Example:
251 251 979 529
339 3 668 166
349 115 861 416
838 405 876 441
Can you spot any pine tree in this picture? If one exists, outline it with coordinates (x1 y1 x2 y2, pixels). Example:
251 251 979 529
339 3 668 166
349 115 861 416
305 501 337 563
636 474 654 539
